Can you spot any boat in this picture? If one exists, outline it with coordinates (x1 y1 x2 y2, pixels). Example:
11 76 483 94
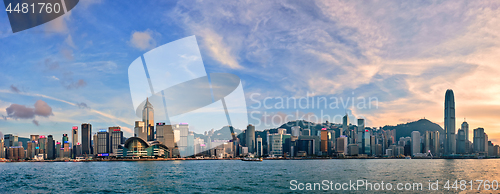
242 157 263 161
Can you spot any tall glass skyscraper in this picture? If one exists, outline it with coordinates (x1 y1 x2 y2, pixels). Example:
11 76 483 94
81 123 92 156
342 114 349 137
444 89 456 155
356 119 364 153
142 98 154 141
246 124 255 154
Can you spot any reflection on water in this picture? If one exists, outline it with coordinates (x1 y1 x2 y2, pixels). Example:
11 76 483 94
0 159 498 193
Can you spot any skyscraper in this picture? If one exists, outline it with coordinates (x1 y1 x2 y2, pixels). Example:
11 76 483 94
0 138 4 158
175 123 189 156
342 113 349 136
142 98 154 141
320 128 329 155
461 120 470 153
246 124 255 154
97 130 109 154
363 129 370 155
461 120 469 142
457 128 466 154
135 121 147 141
444 89 456 155
108 126 121 154
62 134 69 148
473 128 487 153
356 119 364 153
46 135 55 160
411 131 421 156
256 136 263 157
424 131 439 156
111 128 123 155
72 126 78 158
81 123 92 156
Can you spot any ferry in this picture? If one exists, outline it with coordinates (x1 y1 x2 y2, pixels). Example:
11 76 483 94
241 157 263 162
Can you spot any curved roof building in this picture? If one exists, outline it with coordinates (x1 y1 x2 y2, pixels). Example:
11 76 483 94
117 137 172 158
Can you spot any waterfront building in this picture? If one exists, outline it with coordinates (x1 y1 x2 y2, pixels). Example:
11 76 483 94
4 134 18 148
117 137 170 158
107 127 120 154
97 130 109 154
347 144 358 156
424 131 440 156
336 136 348 154
370 136 376 156
269 133 283 157
444 89 456 155
342 113 349 136
461 120 469 153
142 98 155 141
72 126 78 158
156 123 176 149
246 124 255 154
320 128 329 155
7 147 24 160
175 123 189 157
0 139 4 158
135 121 147 142
111 128 123 155
81 123 92 156
411 131 421 156
356 119 364 153
457 129 466 154
473 128 487 154
187 131 194 156
46 135 54 159
62 134 68 148
488 141 495 157
92 133 98 155
363 129 370 155
256 136 263 157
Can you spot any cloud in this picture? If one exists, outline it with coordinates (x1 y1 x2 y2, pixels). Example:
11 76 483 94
77 102 90 109
10 85 20 93
129 29 157 50
6 104 36 119
60 48 74 60
63 79 87 89
80 0 103 9
50 76 60 81
200 29 242 69
32 120 39 126
34 100 54 117
65 35 77 49
0 89 134 128
44 59 59 70
44 9 72 34
4 100 53 122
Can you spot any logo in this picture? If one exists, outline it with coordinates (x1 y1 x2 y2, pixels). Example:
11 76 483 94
128 36 248 149
4 0 79 33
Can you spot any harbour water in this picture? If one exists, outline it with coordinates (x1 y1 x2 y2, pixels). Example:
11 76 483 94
1 159 499 193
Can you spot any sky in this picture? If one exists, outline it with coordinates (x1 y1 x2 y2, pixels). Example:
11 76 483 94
0 0 499 144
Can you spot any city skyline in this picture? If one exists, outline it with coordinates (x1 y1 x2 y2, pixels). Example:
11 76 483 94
1 1 499 145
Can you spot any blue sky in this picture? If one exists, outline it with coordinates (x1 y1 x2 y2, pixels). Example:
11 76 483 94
1 0 499 144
